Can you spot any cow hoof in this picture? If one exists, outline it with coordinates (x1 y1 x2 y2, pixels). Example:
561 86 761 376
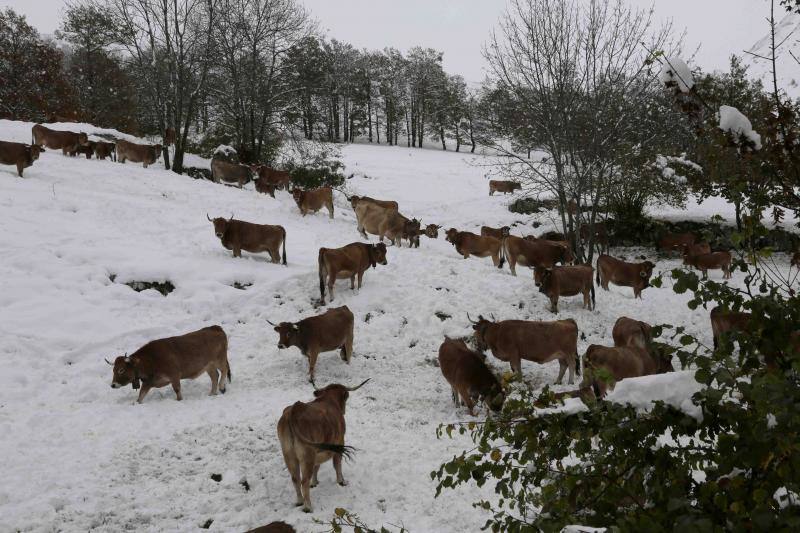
220 387 226 395
338 480 348 486
310 481 318 488
209 391 218 396
302 506 312 513
294 501 303 507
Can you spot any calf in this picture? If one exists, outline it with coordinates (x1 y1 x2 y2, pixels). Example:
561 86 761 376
271 306 354 381
31 124 89 155
612 316 652 350
93 141 116 161
116 139 162 168
407 224 441 247
107 325 230 403
0 141 41 177
488 180 521 195
710 306 751 350
438 337 505 416
71 141 96 159
211 158 252 188
293 187 334 218
254 166 292 196
682 250 732 279
583 343 674 397
470 314 579 383
536 265 595 313
208 214 287 264
596 254 655 298
318 242 388 304
277 378 369 513
503 235 570 276
481 225 510 240
446 229 504 267
658 231 697 254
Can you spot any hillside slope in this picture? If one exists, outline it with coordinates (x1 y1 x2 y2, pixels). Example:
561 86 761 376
0 122 765 531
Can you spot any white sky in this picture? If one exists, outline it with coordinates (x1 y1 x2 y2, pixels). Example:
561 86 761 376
1 0 775 83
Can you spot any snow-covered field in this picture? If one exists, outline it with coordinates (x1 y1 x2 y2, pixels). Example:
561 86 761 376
0 120 784 532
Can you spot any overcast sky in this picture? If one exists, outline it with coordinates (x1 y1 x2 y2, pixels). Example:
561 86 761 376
2 0 773 83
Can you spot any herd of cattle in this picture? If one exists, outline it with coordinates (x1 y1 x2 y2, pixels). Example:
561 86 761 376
1 125 781 527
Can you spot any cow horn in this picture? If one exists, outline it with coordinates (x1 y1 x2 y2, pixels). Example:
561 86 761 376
266 319 277 326
491 313 497 321
104 358 113 366
466 312 476 324
346 378 370 392
310 378 319 391
229 213 234 221
206 213 212 221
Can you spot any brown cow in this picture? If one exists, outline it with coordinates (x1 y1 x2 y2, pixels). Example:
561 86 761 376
245 522 296 533
271 306 354 381
407 224 441 247
710 306 752 350
582 343 674 397
0 141 41 177
596 254 655 299
293 187 334 218
577 222 609 255
349 195 398 211
536 265 595 313
481 225 511 240
438 337 505 416
254 166 292 197
612 316 653 350
211 158 252 188
540 231 566 241
164 127 176 146
445 229 504 267
658 231 697 254
208 214 287 264
682 242 712 264
502 235 570 276
470 314 580 384
488 180 521 196
70 141 96 159
107 325 230 403
31 124 89 155
682 250 732 279
354 201 419 246
93 141 116 161
277 378 369 513
116 139 162 168
524 236 576 265
318 242 388 304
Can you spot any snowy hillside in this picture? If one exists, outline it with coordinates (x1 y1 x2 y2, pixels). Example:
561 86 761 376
0 120 782 532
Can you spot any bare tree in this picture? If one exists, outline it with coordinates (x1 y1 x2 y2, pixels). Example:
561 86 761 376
484 0 679 262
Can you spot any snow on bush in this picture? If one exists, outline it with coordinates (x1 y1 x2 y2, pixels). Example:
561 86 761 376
213 144 237 157
653 153 701 184
605 370 703 420
718 105 762 150
659 58 694 93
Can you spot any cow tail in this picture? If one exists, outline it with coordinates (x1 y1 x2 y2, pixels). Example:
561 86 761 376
281 227 287 266
591 283 596 310
498 238 507 269
595 261 600 285
318 248 326 301
575 350 581 375
226 357 232 383
288 409 355 460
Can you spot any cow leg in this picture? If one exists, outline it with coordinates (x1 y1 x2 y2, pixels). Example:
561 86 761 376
343 330 353 364
233 246 241 258
299 457 315 512
218 362 228 393
555 359 567 385
207 368 219 395
356 271 364 290
583 290 590 310
171 378 183 401
282 451 303 506
568 354 576 384
550 297 558 313
350 275 356 290
508 258 517 276
327 203 334 219
333 454 347 486
451 386 460 406
328 275 336 302
311 465 320 487
307 350 319 382
358 226 368 239
17 162 23 178
136 384 153 404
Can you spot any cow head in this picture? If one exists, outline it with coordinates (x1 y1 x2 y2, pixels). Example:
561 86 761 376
107 354 141 389
481 381 506 412
511 182 521 191
29 144 42 161
639 261 655 286
445 228 459 244
208 213 234 238
311 378 370 414
272 321 302 351
153 144 163 159
424 224 441 239
560 245 576 265
78 132 89 146
368 242 388 267
468 313 495 353
292 188 305 206
349 195 361 209
651 344 675 374
536 267 554 291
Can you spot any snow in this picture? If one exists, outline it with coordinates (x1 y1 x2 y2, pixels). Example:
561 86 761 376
214 145 237 157
605 371 704 421
0 119 794 531
659 57 694 93
746 11 800 98
718 105 763 150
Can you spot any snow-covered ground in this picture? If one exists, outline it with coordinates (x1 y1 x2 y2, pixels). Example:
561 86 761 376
0 121 789 532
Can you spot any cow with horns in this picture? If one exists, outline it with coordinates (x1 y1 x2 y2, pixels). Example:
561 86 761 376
277 378 370 513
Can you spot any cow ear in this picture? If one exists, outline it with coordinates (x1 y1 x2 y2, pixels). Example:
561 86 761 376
273 326 280 332
313 389 323 397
